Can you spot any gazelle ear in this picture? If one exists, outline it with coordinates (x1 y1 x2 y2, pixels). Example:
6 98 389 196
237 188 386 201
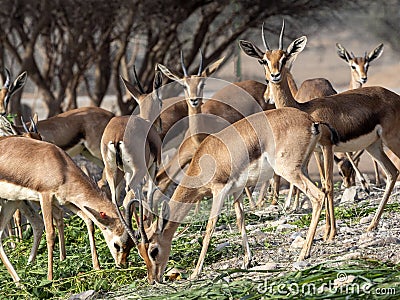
157 63 181 82
201 56 224 77
367 43 383 63
286 36 307 61
156 201 170 234
239 40 264 59
10 71 27 94
336 43 351 62
120 76 142 102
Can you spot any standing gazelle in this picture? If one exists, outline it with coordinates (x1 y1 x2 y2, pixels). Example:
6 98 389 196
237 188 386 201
239 22 400 248
336 42 384 186
122 107 338 283
100 71 163 212
156 51 224 193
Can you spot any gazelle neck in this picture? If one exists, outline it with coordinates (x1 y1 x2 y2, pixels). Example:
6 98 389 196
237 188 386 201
270 69 301 109
187 105 205 144
350 74 362 90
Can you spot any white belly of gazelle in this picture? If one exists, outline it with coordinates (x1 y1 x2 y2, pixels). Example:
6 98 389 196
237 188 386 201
0 181 41 201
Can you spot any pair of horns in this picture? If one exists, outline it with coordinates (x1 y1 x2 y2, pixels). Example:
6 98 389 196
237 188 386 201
21 116 38 134
180 49 204 77
2 68 11 88
262 19 285 51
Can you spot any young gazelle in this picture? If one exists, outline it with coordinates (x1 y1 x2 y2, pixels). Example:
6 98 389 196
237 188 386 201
239 22 400 246
0 137 135 282
122 107 337 283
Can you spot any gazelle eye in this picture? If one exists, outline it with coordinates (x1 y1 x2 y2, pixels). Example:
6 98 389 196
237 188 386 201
351 65 356 70
150 247 159 260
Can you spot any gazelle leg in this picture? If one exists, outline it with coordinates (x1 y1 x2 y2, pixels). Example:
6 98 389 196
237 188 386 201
366 141 398 231
322 145 335 241
40 193 55 281
18 201 44 264
13 210 22 241
233 192 251 268
244 187 256 210
373 160 382 186
284 183 295 211
53 206 65 261
0 201 21 282
345 152 370 192
190 184 228 279
256 181 268 208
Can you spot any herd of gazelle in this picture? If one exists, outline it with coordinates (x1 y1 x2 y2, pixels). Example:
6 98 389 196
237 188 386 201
0 21 399 285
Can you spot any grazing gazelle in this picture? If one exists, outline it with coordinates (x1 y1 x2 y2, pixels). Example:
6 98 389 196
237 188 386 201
120 107 338 283
0 137 134 282
239 22 400 245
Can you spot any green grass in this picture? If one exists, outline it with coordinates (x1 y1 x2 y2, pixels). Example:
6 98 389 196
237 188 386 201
1 191 399 299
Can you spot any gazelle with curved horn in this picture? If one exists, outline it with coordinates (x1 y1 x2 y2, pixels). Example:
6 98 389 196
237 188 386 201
0 68 28 116
239 22 400 250
128 107 338 283
0 136 134 283
156 50 224 193
100 70 163 215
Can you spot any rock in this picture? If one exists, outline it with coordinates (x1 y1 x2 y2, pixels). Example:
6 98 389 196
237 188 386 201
215 242 230 252
359 236 400 248
359 215 373 224
290 231 302 240
165 268 184 281
339 252 362 260
270 218 287 227
340 186 357 203
290 236 305 249
68 290 96 300
276 224 297 232
264 205 280 214
250 263 278 271
292 261 310 270
358 232 376 244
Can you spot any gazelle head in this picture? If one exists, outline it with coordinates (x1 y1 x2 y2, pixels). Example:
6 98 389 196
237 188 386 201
116 196 171 284
239 20 307 86
336 43 384 88
121 67 163 133
0 69 28 116
157 50 224 109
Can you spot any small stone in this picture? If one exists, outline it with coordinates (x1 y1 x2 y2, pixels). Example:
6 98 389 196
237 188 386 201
359 215 373 224
270 218 287 227
290 236 305 249
339 252 362 260
290 231 302 240
68 290 96 300
292 261 310 270
250 263 278 271
341 186 357 203
215 242 230 252
276 224 297 232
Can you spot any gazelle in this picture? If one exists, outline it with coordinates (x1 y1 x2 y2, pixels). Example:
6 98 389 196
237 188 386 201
0 68 27 116
0 118 67 282
336 42 385 186
101 71 163 217
0 137 135 282
156 51 224 193
239 22 400 248
122 107 337 283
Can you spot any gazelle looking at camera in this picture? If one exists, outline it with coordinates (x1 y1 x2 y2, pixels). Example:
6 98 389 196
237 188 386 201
100 71 163 213
121 106 338 283
336 42 384 186
239 21 400 247
156 51 224 194
0 137 135 283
